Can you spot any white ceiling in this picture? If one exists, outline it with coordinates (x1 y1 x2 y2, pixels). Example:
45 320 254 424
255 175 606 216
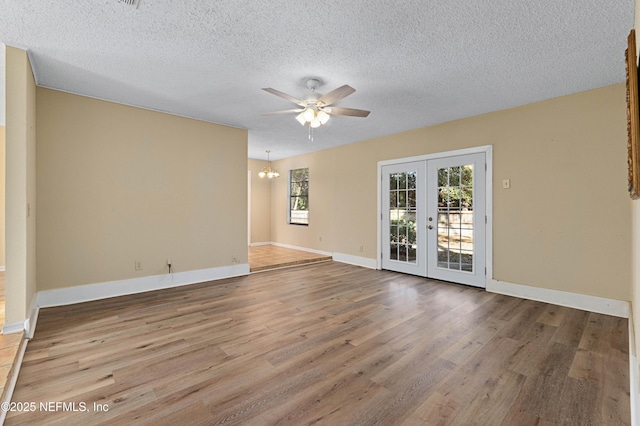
0 0 634 160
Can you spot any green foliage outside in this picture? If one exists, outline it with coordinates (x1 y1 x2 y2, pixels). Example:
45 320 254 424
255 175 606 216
390 218 417 245
438 165 473 209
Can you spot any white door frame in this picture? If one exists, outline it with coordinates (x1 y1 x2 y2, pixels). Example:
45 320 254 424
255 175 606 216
376 145 493 286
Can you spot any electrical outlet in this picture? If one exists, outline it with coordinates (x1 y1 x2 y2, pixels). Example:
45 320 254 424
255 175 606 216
319 236 323 242
232 256 238 263
358 245 364 252
134 260 143 271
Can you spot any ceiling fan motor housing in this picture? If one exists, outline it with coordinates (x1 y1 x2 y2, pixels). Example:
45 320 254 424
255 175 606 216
303 93 321 106
306 78 322 92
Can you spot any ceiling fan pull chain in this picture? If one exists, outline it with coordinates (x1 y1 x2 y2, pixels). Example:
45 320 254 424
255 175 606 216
309 126 313 142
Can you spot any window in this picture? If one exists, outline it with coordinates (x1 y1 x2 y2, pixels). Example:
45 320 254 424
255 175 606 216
289 168 309 225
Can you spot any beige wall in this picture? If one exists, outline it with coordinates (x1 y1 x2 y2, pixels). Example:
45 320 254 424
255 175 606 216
5 46 37 323
248 159 272 244
632 0 640 397
272 84 630 301
0 125 5 267
36 88 248 291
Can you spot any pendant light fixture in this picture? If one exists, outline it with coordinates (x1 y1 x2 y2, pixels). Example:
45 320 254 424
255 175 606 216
258 150 280 179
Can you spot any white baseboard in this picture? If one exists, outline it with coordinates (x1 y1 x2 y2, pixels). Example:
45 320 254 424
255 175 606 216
487 279 629 318
37 263 250 308
2 321 25 335
270 242 332 257
332 252 377 269
249 241 271 247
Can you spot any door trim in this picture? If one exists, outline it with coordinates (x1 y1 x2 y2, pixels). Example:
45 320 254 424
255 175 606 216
376 145 493 286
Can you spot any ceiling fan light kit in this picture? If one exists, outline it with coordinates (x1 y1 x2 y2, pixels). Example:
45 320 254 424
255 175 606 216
303 107 316 122
262 78 370 130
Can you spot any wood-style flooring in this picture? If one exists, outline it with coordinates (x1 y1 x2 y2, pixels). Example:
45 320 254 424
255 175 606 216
0 272 24 403
0 271 5 326
248 244 331 272
7 262 630 425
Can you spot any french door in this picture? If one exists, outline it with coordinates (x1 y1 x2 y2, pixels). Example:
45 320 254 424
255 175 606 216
381 153 486 288
381 161 427 276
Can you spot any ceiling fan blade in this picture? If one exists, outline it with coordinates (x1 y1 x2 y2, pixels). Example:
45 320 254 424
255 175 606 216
325 107 370 117
262 88 304 106
317 85 356 106
261 109 304 116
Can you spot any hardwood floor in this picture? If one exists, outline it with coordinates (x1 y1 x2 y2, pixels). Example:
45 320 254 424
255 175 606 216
0 271 24 404
248 245 332 272
0 271 4 327
7 262 630 425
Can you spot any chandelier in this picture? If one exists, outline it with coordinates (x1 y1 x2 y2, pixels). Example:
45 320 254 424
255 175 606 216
258 150 280 179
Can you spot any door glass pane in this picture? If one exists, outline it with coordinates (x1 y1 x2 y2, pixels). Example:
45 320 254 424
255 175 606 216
437 164 473 272
408 171 416 189
437 247 448 268
389 171 418 264
390 243 398 260
438 168 448 187
408 189 416 208
449 166 460 186
390 174 397 190
398 191 407 207
398 173 407 190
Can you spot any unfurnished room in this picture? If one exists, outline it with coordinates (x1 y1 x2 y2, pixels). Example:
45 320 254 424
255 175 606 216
0 1 639 425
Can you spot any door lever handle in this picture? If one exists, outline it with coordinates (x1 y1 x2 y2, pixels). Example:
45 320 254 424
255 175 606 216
428 225 433 230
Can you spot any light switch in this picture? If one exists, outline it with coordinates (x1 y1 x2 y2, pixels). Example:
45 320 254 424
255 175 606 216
502 179 511 189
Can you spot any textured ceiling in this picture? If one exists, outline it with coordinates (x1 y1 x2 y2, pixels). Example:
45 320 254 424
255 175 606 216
0 0 634 160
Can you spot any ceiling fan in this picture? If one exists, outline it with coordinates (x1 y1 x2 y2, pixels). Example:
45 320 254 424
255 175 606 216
261 78 370 128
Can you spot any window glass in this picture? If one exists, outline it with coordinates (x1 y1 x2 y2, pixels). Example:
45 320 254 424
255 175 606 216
289 168 309 225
